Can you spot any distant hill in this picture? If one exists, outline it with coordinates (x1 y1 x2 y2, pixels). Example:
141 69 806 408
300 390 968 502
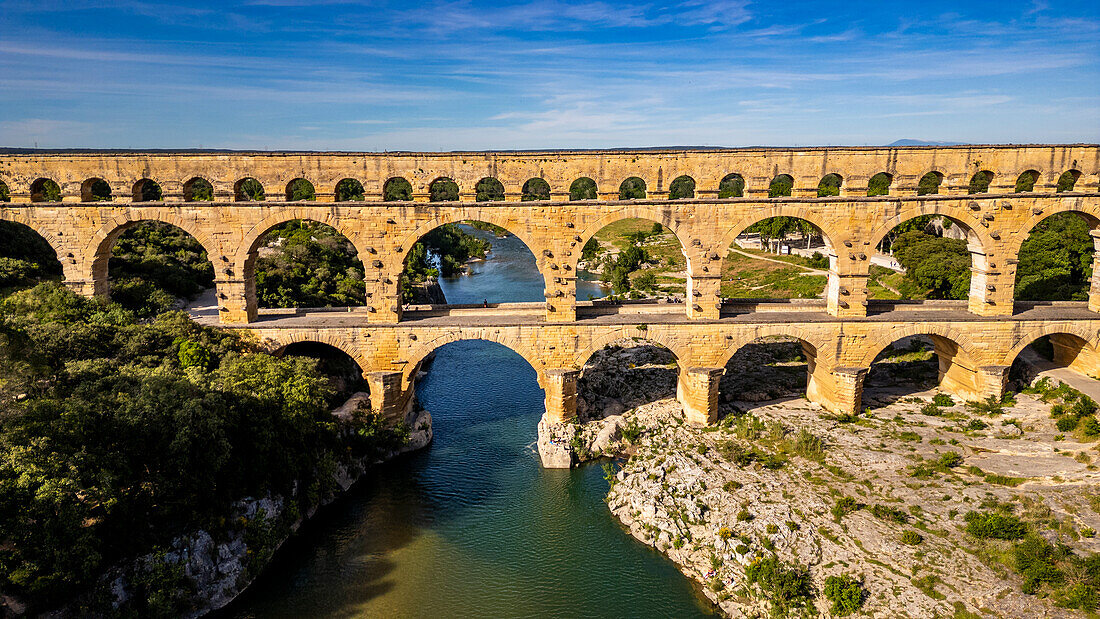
888 139 967 146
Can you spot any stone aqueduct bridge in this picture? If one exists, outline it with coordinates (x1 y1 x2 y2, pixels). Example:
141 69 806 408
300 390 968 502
4 145 1100 428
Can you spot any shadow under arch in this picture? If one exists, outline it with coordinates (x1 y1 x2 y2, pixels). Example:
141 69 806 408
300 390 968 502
718 334 822 411
859 326 990 406
1003 324 1100 368
0 216 64 282
573 334 684 420
263 331 371 380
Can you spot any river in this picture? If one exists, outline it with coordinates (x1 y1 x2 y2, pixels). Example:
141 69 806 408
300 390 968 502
227 225 713 617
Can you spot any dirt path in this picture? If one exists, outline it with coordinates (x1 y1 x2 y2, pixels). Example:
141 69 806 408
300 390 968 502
727 247 829 275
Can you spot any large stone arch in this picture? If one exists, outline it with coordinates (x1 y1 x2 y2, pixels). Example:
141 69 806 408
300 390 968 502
1009 201 1100 244
866 202 991 251
572 328 690 371
234 209 370 268
852 323 985 368
1002 323 1100 366
85 211 223 291
574 205 692 260
400 330 546 390
717 207 841 257
259 330 371 375
715 325 836 370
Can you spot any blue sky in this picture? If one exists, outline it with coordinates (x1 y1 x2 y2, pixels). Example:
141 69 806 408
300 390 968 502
1 0 1098 149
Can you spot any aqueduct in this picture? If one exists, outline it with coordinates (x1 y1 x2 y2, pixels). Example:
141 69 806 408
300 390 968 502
2 145 1100 430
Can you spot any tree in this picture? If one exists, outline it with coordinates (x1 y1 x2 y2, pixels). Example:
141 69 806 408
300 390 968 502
287 179 316 201
1015 213 1093 301
718 173 744 198
668 176 695 199
237 178 264 201
475 177 505 202
570 177 598 200
610 266 631 294
769 175 793 198
429 177 459 202
917 172 942 195
383 177 412 201
867 173 891 197
635 271 657 291
522 178 550 201
892 230 971 299
335 178 365 201
619 177 646 200
581 238 601 261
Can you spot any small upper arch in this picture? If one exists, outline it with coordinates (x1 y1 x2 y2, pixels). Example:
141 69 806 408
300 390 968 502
521 177 551 201
429 177 460 202
1014 170 1041 193
917 171 944 195
668 175 695 199
867 172 892 196
1003 326 1098 367
718 173 745 198
968 170 994 194
618 177 647 200
81 177 112 202
475 177 505 202
383 176 413 201
285 178 316 201
183 177 214 202
335 178 365 201
769 174 794 198
132 178 163 202
817 173 843 197
855 324 983 367
1056 170 1083 193
573 331 688 371
235 177 265 202
569 177 599 201
30 178 62 202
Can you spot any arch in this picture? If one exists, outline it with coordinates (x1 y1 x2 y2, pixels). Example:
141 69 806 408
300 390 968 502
0 218 64 285
573 330 688 371
234 177 265 202
817 173 843 197
917 171 943 196
383 176 413 201
968 170 994 194
30 178 61 203
286 178 316 201
429 177 459 202
335 178 365 202
867 172 892 197
245 218 367 309
867 207 989 257
668 175 695 199
521 177 551 201
717 333 827 408
867 211 988 301
81 177 112 202
718 173 745 198
618 176 647 200
576 214 688 298
0 180 8 203
769 174 794 198
715 326 835 370
1014 210 1098 302
720 215 834 301
717 208 838 262
1056 170 1082 193
397 218 544 304
1015 170 1040 193
183 177 214 202
262 331 370 376
236 212 369 275
401 333 545 390
570 177 598 201
855 324 982 368
474 177 505 202
132 178 163 202
1003 325 1099 367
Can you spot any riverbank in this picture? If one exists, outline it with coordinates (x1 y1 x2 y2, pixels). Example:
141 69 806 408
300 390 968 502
58 400 432 618
541 340 1100 617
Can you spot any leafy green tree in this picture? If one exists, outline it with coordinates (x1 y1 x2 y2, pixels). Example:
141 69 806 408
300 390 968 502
85 178 112 201
522 178 550 201
1015 213 1093 300
254 220 365 308
0 221 63 288
969 170 994 194
1015 170 1040 192
236 178 265 201
0 181 10 202
892 230 971 299
917 171 942 195
581 238 601 261
619 177 646 200
184 178 213 201
429 177 459 202
651 222 663 234
383 177 412 201
1056 170 1081 193
32 179 62 202
335 178 365 201
668 175 695 199
475 177 505 201
769 174 793 197
823 575 865 615
817 173 842 197
867 172 891 196
635 271 657 291
108 222 214 315
610 266 631 294
286 178 316 201
718 173 744 198
570 177 598 200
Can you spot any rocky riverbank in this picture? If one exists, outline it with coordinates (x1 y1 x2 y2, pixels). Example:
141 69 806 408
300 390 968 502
540 338 1100 617
57 399 432 618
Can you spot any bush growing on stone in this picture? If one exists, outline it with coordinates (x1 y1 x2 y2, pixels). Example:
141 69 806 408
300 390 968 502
723 480 742 491
823 574 865 616
832 496 860 521
1072 396 1098 417
1057 416 1080 432
932 393 954 407
965 511 1027 540
718 526 734 540
870 504 909 524
789 428 825 461
1080 416 1100 438
737 509 753 522
1051 403 1067 417
920 403 941 416
766 523 779 534
744 557 814 617
901 530 924 545
938 451 963 469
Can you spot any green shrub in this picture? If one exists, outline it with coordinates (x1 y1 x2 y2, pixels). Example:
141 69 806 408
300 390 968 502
938 451 963 469
832 496 860 521
1057 416 1080 432
1080 416 1100 438
823 574 865 616
870 504 909 524
932 393 954 407
1071 396 1098 417
744 557 814 616
901 530 924 545
964 511 1027 540
1014 536 1065 594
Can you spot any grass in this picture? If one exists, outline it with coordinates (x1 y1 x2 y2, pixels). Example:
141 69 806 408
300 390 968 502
721 250 827 298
